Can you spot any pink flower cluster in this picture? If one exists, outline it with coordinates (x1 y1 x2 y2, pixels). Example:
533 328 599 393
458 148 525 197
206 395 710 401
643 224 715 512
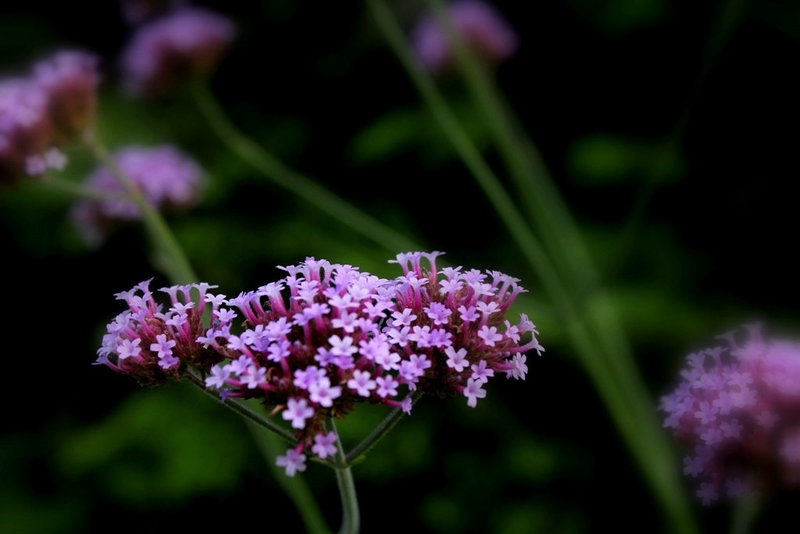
97 252 542 475
411 0 518 74
120 6 236 96
70 144 205 245
660 323 800 504
1 50 99 183
97 280 223 383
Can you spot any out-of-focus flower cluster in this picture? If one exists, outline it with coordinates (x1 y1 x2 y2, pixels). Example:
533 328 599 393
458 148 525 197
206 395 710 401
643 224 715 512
1 50 99 183
70 144 205 246
411 0 518 74
660 323 800 505
97 252 542 475
120 6 236 96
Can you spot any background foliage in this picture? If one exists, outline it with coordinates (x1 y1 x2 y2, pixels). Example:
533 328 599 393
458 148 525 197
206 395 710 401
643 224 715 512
2 0 799 532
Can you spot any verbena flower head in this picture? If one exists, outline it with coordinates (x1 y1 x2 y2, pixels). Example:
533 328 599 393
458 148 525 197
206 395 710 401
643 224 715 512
1 49 100 182
0 77 50 183
97 252 542 475
70 144 205 245
411 0 519 74
660 323 800 505
31 50 100 141
120 6 236 96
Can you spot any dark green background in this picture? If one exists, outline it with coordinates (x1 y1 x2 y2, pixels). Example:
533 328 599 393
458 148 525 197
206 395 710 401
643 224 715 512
2 0 799 532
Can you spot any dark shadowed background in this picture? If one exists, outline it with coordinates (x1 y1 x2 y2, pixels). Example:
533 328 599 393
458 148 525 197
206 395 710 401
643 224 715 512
2 0 799 532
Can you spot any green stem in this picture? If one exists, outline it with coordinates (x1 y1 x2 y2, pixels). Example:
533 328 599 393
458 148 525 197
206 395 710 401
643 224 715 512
185 371 298 444
344 393 421 466
366 0 640 476
35 173 129 202
248 421 333 534
427 0 592 295
85 132 331 531
331 420 360 534
730 492 760 534
188 82 421 255
430 5 698 527
368 1 698 532
610 0 746 275
83 131 198 284
423 0 639 381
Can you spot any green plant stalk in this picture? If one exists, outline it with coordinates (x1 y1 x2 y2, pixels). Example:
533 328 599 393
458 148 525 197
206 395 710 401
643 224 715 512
189 82 421 255
248 421 333 534
610 0 746 274
36 173 129 202
367 1 697 532
423 0 643 399
422 0 649 390
331 419 360 534
85 131 331 532
83 131 198 285
429 0 592 295
344 393 422 466
426 1 698 528
185 371 299 443
730 492 760 534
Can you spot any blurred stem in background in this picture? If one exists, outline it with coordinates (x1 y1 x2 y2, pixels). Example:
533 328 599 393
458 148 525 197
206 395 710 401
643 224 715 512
249 422 332 534
78 130 335 533
367 0 699 531
730 492 760 534
610 0 746 279
83 130 198 285
34 173 128 202
188 82 421 255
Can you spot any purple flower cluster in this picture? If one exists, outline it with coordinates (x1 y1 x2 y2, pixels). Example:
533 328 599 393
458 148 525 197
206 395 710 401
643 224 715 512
660 323 800 505
97 252 542 475
411 0 518 74
97 280 223 384
1 50 99 183
70 144 204 245
120 6 236 96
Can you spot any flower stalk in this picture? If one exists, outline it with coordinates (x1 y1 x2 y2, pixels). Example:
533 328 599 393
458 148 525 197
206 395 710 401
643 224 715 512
331 420 360 534
82 130 198 284
34 173 129 202
188 82 420 255
345 393 421 466
185 371 299 444
84 137 332 530
367 1 698 531
249 421 333 534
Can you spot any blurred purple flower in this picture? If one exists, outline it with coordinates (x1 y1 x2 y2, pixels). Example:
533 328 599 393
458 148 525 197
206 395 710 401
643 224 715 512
0 78 51 182
1 49 100 183
411 0 518 74
120 6 236 96
660 323 800 504
70 144 205 245
32 50 100 141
